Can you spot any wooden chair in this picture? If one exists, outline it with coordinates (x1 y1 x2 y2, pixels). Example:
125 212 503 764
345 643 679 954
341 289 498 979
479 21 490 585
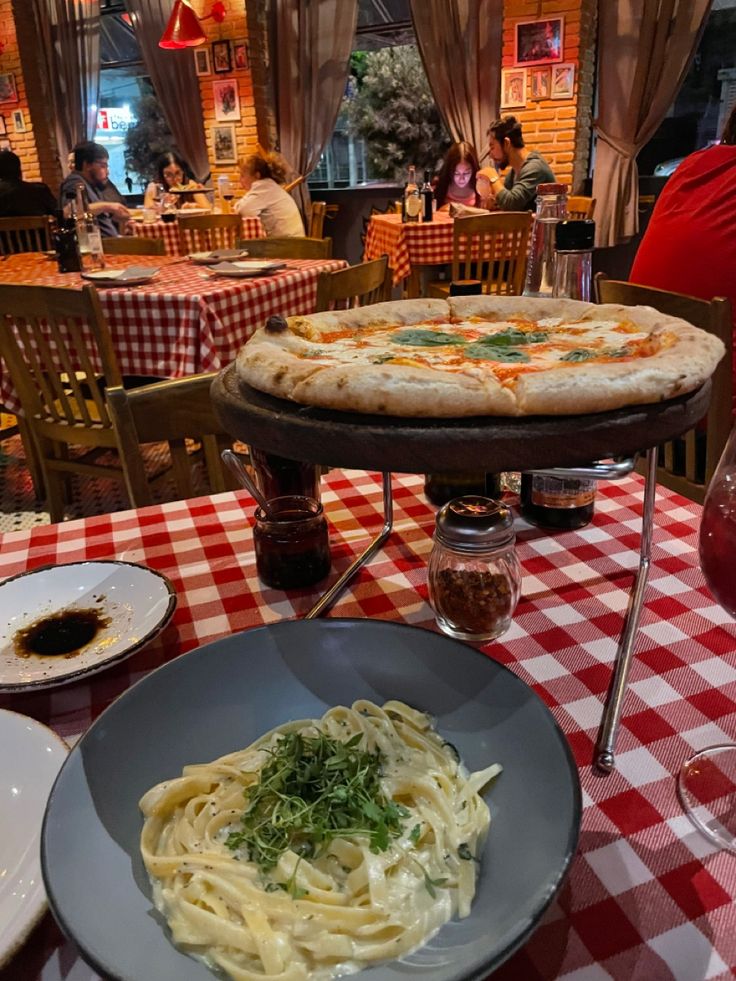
309 201 327 239
238 236 333 259
0 284 232 521
105 374 237 507
103 236 166 256
567 196 596 220
428 212 532 298
315 256 391 311
595 274 733 503
0 215 55 255
178 213 241 254
283 175 305 194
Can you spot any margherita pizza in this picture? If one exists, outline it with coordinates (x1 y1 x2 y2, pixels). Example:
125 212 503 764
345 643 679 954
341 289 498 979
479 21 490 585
236 296 725 417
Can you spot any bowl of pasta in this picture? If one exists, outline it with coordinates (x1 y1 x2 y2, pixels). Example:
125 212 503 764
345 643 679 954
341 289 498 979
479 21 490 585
41 618 581 980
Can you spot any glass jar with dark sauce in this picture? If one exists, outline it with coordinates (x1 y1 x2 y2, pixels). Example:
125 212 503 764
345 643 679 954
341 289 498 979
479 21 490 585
253 496 331 589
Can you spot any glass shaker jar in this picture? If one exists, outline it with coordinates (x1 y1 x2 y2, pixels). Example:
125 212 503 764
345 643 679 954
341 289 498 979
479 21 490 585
523 182 568 298
427 496 522 643
253 495 331 589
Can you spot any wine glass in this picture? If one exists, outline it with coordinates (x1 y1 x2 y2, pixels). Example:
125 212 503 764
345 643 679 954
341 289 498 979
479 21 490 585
678 424 736 851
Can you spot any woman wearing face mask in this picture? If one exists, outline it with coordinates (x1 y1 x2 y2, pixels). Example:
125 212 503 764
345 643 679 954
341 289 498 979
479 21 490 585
433 142 481 210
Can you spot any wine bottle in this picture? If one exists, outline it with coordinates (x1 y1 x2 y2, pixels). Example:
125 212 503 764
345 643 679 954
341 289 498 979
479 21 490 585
421 169 434 222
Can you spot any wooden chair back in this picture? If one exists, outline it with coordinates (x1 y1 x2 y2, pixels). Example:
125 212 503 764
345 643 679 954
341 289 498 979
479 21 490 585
178 213 241 254
0 284 126 521
238 236 333 259
309 201 327 238
452 212 532 295
315 256 390 312
103 236 166 256
567 196 596 220
0 215 55 255
595 274 733 503
283 175 305 194
106 374 236 506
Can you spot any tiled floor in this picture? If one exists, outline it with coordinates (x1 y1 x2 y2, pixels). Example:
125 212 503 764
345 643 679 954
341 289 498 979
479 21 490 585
0 433 212 532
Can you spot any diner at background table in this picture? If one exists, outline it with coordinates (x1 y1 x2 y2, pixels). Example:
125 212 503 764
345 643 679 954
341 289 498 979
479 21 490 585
127 213 266 255
0 470 735 981
0 252 346 414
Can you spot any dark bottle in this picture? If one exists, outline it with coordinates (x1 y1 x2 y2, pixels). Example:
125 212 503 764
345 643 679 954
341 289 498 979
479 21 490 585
250 447 321 502
425 472 501 506
54 197 82 274
421 169 434 222
519 473 596 530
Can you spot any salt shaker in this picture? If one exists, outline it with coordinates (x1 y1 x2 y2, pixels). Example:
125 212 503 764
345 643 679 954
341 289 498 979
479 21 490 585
427 496 521 643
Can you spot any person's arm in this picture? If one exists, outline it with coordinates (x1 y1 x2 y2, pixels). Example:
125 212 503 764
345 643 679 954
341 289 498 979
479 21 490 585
89 200 130 221
492 162 543 211
235 182 266 218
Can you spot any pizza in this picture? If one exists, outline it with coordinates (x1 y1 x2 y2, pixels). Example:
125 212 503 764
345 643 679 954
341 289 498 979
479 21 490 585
235 296 725 417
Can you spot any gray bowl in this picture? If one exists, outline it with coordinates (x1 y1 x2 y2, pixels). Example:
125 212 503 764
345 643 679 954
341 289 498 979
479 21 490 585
42 619 581 980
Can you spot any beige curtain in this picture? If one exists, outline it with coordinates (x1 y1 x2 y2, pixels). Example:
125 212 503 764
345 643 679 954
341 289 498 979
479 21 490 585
592 0 712 247
126 0 210 181
268 0 358 216
410 0 503 163
31 0 100 168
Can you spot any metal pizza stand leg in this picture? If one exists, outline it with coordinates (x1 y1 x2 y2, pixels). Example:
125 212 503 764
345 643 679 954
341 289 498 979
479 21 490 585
305 472 395 620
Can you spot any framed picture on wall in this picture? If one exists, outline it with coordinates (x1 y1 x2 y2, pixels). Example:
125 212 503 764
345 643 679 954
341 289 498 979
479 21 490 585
0 115 6 136
0 73 18 105
212 39 232 74
530 67 551 101
212 123 238 164
213 79 241 121
12 109 25 133
194 47 211 77
0 138 11 151
514 17 564 67
500 68 527 110
551 63 575 100
233 38 249 71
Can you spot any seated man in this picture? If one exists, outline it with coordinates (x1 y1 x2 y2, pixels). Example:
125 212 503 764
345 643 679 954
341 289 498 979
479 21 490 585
0 149 57 216
60 142 129 237
477 115 556 211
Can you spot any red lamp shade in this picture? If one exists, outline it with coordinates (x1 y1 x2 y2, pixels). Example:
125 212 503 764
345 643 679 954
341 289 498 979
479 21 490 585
159 0 207 48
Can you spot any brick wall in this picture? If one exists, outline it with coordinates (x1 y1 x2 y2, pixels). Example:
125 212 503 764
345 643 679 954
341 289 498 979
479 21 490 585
193 0 259 182
0 0 43 182
502 0 597 191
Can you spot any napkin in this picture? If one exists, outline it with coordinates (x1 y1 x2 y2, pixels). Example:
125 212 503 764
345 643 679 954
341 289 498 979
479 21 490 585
209 260 286 275
448 204 492 219
82 266 160 283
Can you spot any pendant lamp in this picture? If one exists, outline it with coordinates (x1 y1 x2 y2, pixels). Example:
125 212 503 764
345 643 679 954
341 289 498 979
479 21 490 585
159 0 226 49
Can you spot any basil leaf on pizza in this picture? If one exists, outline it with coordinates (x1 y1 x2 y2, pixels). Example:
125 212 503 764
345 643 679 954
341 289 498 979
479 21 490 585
236 297 725 418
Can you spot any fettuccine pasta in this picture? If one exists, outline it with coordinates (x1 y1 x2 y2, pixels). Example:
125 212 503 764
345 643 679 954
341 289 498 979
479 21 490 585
140 699 501 980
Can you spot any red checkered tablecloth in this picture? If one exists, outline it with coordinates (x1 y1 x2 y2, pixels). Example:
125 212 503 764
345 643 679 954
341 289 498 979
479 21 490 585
1 471 735 980
129 216 265 256
364 212 455 285
0 254 346 412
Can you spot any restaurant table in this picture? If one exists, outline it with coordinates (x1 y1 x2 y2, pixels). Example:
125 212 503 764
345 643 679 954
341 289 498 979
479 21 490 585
363 211 455 295
0 253 346 413
1 470 735 981
128 215 266 256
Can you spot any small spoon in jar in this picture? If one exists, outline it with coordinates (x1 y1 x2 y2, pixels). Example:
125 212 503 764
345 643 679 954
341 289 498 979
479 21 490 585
221 449 276 518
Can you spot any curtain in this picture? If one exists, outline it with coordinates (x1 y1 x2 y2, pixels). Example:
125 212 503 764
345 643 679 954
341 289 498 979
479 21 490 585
31 0 101 169
268 0 358 216
410 0 503 163
126 0 210 182
592 0 712 248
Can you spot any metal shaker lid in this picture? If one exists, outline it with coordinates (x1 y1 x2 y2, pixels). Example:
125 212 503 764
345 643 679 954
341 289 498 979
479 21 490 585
537 183 569 195
434 496 515 551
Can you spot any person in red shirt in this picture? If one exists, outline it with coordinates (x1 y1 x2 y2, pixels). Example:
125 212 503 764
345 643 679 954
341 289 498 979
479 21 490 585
630 105 736 352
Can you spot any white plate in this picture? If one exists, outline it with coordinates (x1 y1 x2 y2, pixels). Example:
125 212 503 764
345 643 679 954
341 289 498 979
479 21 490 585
0 710 68 967
0 561 177 693
81 268 158 287
208 260 286 278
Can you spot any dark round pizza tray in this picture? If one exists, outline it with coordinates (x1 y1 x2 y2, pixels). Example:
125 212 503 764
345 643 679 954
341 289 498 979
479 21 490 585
211 363 711 474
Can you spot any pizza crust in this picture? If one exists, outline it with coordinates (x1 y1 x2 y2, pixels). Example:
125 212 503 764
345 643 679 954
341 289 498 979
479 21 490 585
236 297 725 418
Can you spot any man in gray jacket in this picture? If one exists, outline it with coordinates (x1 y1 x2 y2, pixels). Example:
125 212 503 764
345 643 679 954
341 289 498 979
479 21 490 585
59 142 129 237
477 116 556 211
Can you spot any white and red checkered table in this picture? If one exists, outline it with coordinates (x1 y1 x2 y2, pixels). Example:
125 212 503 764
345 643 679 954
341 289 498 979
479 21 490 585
128 215 265 256
1 470 735 980
364 211 456 294
0 253 346 413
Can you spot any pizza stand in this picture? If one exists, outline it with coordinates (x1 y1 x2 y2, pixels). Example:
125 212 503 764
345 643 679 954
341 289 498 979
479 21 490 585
212 366 711 774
